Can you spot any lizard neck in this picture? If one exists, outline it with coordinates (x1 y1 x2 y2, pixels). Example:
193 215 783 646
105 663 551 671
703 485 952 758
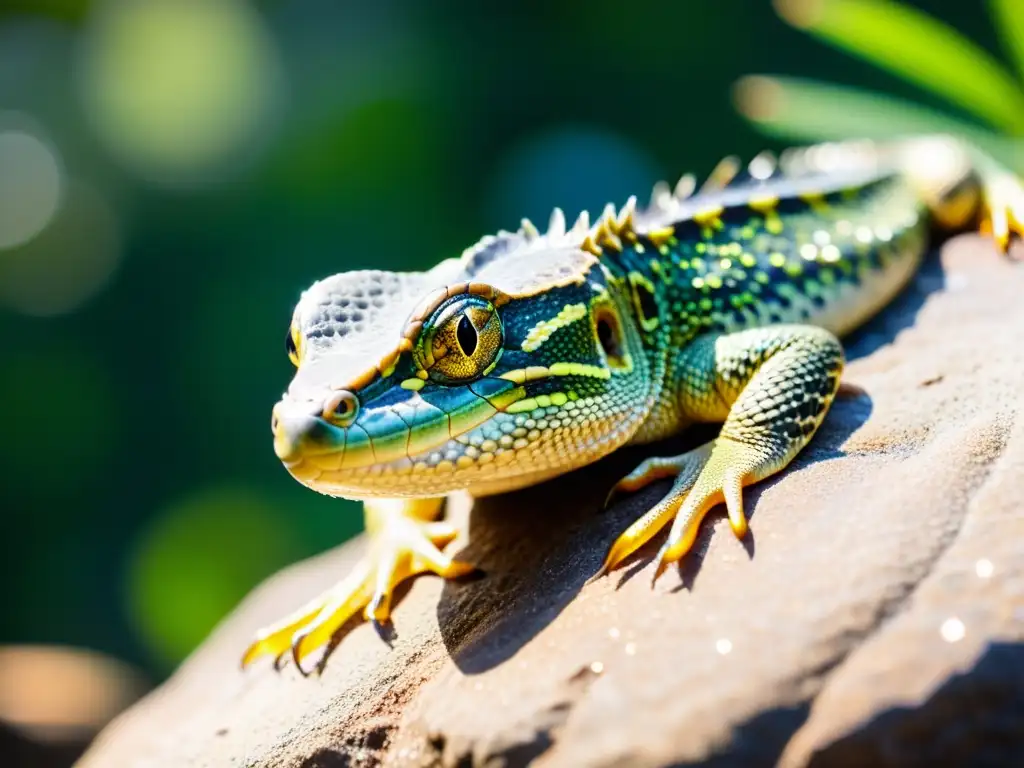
597 246 677 445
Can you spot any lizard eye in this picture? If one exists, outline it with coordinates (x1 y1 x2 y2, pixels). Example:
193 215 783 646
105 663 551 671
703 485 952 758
285 326 301 367
417 296 502 384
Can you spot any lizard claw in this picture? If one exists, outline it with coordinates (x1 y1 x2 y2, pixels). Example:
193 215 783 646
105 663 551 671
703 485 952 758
979 170 1024 257
589 443 714 582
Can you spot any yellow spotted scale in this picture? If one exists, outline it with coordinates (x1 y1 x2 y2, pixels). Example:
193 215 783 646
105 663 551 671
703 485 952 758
248 136 1024 672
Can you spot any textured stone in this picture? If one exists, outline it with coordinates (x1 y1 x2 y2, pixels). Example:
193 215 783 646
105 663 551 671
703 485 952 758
79 236 1024 768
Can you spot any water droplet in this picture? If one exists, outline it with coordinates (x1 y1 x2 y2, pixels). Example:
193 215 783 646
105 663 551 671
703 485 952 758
975 558 994 579
820 244 842 262
716 638 732 655
590 661 604 674
749 155 773 181
624 642 636 656
940 617 965 643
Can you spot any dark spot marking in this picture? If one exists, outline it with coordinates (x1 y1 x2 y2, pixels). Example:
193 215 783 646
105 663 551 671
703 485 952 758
798 399 818 421
298 748 350 768
597 313 622 361
363 725 390 750
632 280 660 327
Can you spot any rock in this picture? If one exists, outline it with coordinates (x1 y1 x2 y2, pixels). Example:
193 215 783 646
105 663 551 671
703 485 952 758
78 236 1024 768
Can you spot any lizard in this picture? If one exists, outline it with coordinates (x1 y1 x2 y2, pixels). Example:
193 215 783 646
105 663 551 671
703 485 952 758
242 135 1023 672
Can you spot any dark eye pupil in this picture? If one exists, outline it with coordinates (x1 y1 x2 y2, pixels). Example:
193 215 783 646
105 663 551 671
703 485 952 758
456 314 478 356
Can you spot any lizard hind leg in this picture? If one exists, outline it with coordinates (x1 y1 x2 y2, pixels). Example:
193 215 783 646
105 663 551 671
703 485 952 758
978 170 1024 254
899 136 1024 253
241 497 474 674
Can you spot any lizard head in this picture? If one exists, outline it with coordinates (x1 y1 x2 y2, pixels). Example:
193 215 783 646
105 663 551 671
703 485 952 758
271 209 657 499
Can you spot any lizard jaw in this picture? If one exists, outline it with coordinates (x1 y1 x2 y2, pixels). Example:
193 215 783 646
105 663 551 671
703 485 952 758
276 394 636 499
272 379 530 498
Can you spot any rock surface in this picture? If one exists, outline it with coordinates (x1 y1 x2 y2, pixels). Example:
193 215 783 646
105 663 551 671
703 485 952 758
79 237 1024 768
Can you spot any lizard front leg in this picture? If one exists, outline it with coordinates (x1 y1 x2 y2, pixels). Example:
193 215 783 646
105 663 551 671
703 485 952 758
241 497 473 673
595 325 844 582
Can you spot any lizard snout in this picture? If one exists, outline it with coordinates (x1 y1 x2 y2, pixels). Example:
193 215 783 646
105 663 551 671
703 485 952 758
271 401 338 463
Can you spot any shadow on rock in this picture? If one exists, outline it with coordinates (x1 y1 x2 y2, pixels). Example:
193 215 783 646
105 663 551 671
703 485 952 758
805 640 1024 768
434 437 683 676
437 389 873 676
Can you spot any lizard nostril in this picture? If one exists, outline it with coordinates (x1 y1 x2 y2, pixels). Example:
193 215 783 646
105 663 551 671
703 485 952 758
322 390 359 426
271 404 282 435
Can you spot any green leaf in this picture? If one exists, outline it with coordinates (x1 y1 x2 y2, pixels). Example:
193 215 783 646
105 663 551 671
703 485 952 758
990 0 1024 84
775 0 1024 134
733 75 1023 171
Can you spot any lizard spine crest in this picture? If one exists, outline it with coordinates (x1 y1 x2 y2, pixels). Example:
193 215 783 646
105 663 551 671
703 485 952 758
462 150 784 269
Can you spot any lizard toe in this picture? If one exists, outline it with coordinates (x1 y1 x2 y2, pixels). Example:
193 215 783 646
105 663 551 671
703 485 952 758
241 504 472 673
979 170 1024 256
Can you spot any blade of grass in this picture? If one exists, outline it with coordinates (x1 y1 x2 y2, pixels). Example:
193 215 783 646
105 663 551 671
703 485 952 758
775 0 1024 134
990 0 1024 84
733 75 1023 171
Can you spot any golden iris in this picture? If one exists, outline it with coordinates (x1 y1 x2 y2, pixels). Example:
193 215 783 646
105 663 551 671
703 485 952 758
417 296 502 383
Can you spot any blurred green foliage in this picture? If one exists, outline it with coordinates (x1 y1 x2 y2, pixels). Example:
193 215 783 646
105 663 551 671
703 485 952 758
739 0 1024 168
0 0 1002 683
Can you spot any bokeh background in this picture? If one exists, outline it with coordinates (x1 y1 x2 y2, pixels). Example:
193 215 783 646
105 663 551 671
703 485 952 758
0 0 1015 763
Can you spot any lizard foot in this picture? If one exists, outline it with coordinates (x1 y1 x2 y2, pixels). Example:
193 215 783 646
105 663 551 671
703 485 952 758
241 498 474 674
593 438 729 581
648 436 760 583
602 441 712 510
592 437 763 584
978 168 1024 255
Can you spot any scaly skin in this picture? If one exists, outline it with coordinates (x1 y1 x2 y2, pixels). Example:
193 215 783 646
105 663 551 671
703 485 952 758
245 136 1024 671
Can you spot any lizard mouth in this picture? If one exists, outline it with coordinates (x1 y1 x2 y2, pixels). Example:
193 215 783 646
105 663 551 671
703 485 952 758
274 377 526 497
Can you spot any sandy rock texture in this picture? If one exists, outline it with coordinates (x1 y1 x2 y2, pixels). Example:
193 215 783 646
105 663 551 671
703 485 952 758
79 237 1024 767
